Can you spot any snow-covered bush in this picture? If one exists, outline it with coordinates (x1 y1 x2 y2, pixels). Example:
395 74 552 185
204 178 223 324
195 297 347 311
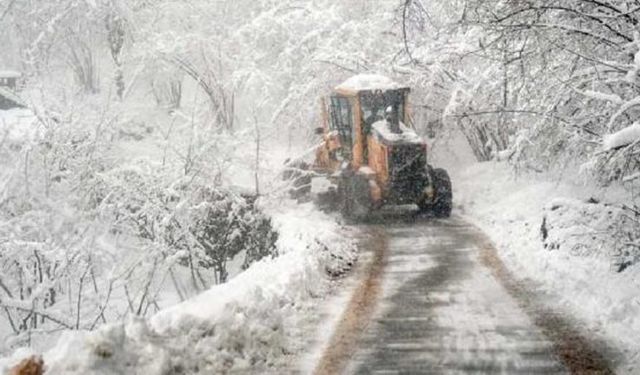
101 164 279 286
0 201 357 374
174 185 279 284
542 198 640 272
0 100 119 345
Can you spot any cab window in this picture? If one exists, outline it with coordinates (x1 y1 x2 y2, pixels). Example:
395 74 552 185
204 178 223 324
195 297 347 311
329 96 353 158
360 90 406 134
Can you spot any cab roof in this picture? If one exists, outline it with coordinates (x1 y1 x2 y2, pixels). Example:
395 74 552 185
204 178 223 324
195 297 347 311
334 74 408 96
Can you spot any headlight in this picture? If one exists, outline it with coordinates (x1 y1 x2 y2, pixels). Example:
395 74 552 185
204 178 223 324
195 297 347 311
423 186 434 199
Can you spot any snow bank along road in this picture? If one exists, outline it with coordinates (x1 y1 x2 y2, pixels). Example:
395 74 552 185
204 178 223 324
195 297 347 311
314 215 615 374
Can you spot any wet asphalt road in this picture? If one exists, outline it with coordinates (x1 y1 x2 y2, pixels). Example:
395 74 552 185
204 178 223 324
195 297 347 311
341 217 568 374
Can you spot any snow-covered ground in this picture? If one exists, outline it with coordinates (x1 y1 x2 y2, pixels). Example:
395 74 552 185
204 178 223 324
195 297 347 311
452 160 640 373
0 201 357 374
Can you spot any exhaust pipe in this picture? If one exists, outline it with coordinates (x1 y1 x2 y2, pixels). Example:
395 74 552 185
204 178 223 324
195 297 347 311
385 103 401 134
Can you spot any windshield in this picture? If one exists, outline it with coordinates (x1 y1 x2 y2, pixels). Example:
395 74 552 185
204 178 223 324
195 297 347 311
360 89 407 134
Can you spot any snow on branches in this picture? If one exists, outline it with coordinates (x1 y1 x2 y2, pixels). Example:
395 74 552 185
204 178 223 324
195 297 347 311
603 123 640 151
422 0 640 186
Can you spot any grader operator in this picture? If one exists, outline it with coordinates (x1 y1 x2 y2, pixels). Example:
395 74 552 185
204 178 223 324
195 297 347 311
312 74 452 219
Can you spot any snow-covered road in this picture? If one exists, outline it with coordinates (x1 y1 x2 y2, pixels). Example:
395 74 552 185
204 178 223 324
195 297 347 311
315 216 614 374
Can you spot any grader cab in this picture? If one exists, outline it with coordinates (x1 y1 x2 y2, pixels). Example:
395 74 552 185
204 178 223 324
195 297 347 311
312 74 452 219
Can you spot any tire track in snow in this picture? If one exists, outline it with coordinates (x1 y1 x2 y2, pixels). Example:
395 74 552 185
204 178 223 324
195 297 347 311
475 226 617 374
312 228 388 375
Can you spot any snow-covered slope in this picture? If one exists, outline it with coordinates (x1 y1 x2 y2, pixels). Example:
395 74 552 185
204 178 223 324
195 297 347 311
0 202 357 374
454 161 640 373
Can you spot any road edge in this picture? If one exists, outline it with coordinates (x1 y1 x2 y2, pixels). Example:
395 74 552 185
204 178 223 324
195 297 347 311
312 228 388 375
473 224 617 375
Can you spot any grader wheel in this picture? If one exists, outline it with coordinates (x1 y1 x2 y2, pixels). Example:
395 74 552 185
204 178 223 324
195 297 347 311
432 168 452 218
339 174 372 221
418 167 452 218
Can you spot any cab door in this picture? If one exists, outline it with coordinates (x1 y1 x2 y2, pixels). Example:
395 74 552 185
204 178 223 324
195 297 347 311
328 95 354 161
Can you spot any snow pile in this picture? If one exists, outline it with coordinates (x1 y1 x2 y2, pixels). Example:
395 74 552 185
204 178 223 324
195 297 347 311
335 74 404 92
43 320 171 374
0 202 357 374
542 198 640 272
455 161 640 373
371 120 422 144
603 123 640 151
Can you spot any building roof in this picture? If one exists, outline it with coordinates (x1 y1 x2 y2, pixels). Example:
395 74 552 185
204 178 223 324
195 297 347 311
0 70 22 78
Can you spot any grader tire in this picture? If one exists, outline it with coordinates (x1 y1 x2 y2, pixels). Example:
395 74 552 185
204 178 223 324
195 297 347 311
432 168 452 218
339 174 372 222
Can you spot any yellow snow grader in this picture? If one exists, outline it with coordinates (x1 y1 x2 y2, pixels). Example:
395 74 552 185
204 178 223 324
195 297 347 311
311 74 452 219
